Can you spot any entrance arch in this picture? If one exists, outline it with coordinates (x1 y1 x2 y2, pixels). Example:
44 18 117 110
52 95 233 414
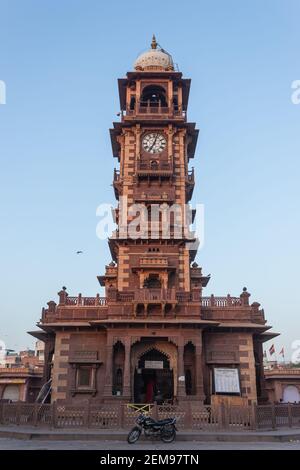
134 348 173 403
131 340 177 403
283 385 300 403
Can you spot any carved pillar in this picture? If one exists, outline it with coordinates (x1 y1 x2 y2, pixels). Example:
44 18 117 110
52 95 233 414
177 340 186 399
195 333 205 403
103 337 113 397
123 339 131 398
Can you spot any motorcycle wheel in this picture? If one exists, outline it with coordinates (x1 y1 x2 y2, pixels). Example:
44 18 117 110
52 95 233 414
161 427 176 443
127 426 141 444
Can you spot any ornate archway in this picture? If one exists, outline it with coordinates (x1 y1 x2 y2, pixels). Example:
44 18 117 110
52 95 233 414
131 340 178 402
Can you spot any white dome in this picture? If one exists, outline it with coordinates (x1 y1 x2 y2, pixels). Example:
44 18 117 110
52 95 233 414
134 36 174 71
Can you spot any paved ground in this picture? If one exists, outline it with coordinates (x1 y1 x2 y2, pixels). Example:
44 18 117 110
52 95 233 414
0 437 300 450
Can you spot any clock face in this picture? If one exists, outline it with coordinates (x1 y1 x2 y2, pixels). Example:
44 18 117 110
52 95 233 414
142 133 166 154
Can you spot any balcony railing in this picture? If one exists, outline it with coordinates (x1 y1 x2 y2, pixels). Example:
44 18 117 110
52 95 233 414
0 367 42 375
201 296 242 307
139 257 168 267
125 104 186 119
264 368 300 376
135 288 177 302
65 296 107 306
137 161 173 175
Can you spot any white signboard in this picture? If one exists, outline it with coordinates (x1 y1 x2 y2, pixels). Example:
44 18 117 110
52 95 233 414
214 368 240 394
144 360 163 369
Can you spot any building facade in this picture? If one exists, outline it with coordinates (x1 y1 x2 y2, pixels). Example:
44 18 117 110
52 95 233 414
265 367 300 403
30 38 277 406
0 368 42 402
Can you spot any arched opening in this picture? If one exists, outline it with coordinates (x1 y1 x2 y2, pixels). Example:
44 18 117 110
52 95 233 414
185 369 192 395
184 342 196 395
143 273 161 289
140 85 167 108
150 160 158 170
112 341 124 396
283 385 300 403
134 348 173 403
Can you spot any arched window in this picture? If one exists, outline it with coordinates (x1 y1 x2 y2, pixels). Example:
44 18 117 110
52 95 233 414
185 369 192 395
113 342 124 395
184 343 196 395
140 85 167 108
116 368 123 390
143 273 161 288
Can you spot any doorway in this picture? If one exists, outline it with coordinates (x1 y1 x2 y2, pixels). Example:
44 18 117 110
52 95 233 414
133 348 173 403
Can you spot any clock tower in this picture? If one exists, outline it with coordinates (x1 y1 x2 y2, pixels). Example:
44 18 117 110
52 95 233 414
34 37 273 408
98 35 208 402
103 35 203 299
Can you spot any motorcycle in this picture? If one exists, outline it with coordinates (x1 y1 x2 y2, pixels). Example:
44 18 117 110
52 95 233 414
127 413 177 444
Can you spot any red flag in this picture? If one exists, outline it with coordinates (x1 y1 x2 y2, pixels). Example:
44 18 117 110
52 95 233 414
279 347 284 356
269 344 275 355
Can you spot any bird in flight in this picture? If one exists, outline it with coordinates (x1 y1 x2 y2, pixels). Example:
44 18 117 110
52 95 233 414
76 251 83 254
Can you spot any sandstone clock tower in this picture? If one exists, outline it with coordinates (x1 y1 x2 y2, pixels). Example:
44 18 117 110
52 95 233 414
33 37 273 407
98 35 208 403
102 35 204 307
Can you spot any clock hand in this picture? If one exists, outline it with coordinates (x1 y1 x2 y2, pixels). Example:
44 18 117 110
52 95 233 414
149 134 158 152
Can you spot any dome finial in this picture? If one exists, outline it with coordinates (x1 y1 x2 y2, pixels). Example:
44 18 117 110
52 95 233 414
151 34 157 49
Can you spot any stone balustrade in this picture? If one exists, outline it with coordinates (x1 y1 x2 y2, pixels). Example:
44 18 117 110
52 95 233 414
264 368 300 376
40 287 264 324
65 295 107 306
201 295 242 307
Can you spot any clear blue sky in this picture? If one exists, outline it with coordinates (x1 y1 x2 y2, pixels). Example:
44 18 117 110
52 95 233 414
0 0 299 359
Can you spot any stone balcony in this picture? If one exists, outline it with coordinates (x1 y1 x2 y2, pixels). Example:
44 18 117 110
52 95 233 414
40 286 265 325
137 161 173 177
123 104 186 122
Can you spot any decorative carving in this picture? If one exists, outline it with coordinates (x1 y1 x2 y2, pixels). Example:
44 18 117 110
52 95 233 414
168 337 178 346
206 350 239 364
112 337 125 346
69 351 101 364
131 336 141 346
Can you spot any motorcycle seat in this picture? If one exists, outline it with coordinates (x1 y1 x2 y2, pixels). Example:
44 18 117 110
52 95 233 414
155 418 174 425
